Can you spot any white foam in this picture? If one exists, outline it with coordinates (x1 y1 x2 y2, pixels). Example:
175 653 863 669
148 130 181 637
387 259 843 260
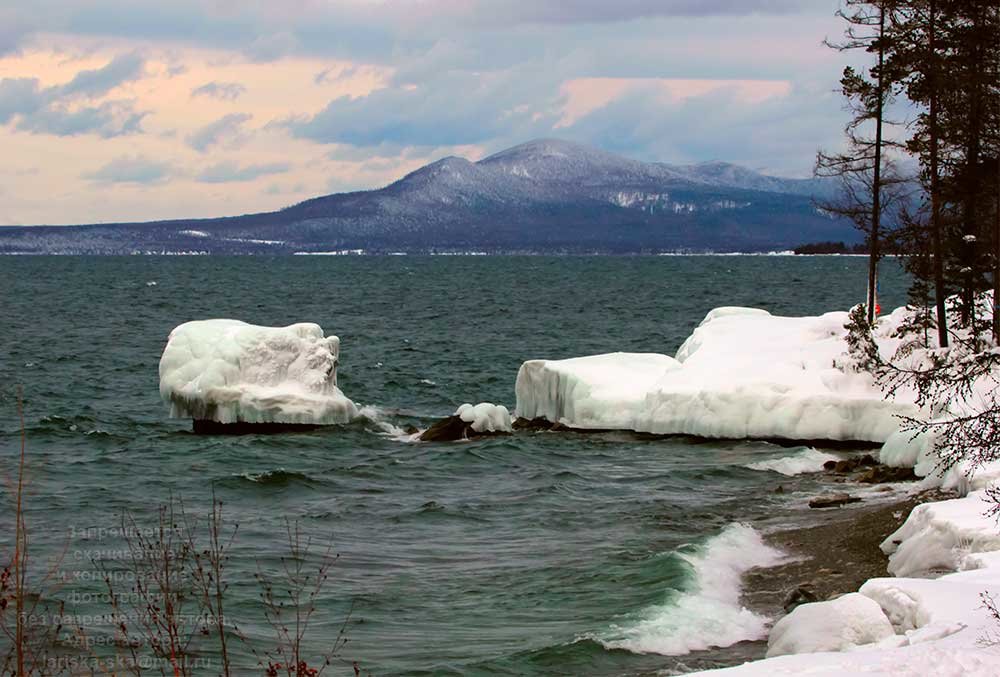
746 448 840 476
599 523 784 656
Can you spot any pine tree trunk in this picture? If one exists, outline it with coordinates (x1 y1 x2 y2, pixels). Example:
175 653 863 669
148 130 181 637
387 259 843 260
929 0 949 348
995 155 1000 342
867 3 886 325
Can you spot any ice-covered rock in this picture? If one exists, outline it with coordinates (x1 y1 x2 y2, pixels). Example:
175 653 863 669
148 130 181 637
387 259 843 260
419 403 513 441
456 402 512 433
881 490 1000 577
159 319 358 428
514 309 916 442
765 593 895 657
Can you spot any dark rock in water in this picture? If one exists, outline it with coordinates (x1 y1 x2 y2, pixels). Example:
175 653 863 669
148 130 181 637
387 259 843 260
404 425 421 435
549 421 571 432
419 416 511 442
192 419 323 435
809 493 862 509
775 485 785 494
512 417 555 431
783 584 819 612
826 454 879 474
419 416 470 442
822 453 917 484
857 465 917 484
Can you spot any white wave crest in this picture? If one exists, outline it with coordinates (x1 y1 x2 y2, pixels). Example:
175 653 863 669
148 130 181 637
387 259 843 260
745 448 839 476
357 405 421 442
598 523 784 656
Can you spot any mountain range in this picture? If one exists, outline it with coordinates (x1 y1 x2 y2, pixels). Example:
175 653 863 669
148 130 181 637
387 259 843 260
0 139 856 254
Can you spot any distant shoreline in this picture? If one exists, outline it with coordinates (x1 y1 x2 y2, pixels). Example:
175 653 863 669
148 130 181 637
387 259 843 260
0 250 873 257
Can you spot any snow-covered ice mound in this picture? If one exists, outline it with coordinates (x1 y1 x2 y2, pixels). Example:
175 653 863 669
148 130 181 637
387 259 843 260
515 352 681 430
881 490 1000 577
455 402 512 433
159 319 358 427
515 307 917 442
419 402 513 442
766 592 895 657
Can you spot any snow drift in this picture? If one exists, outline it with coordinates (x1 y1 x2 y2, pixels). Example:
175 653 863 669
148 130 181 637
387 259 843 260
515 307 917 442
765 593 895 657
159 319 358 426
881 490 1000 577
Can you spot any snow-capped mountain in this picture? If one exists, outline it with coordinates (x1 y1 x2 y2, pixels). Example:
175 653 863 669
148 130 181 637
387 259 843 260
0 139 853 254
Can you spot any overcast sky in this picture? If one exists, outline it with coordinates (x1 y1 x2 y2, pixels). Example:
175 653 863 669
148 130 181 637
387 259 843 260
0 0 862 225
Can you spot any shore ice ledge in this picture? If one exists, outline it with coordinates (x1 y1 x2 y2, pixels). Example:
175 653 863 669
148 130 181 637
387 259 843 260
159 319 358 426
515 306 918 443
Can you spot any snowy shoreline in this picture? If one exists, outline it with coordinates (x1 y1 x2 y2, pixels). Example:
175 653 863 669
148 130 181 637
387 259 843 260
514 300 1000 674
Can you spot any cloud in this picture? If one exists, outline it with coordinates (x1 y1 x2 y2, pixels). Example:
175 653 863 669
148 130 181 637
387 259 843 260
196 161 290 183
244 31 299 62
314 66 359 85
0 78 48 123
286 67 562 148
0 9 33 56
186 112 252 152
16 100 146 137
0 53 149 137
84 155 172 184
558 80 845 174
457 0 813 25
57 51 145 98
191 81 246 101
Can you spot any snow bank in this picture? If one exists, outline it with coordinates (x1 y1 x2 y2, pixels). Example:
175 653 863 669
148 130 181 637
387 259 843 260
881 490 1000 577
599 523 785 656
688 489 1000 676
765 593 895 657
455 402 512 433
745 448 841 476
159 319 358 425
515 308 916 441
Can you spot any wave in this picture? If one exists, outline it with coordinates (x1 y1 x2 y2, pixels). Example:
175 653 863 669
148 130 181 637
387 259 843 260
745 448 839 476
227 469 318 487
596 523 784 656
356 404 423 441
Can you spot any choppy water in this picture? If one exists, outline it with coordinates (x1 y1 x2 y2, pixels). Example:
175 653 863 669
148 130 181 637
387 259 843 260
0 255 908 676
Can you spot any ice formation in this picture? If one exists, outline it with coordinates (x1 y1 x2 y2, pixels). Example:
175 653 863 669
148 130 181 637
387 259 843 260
455 403 513 433
516 353 680 430
515 308 916 442
765 593 895 657
159 319 358 426
882 490 1000 577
